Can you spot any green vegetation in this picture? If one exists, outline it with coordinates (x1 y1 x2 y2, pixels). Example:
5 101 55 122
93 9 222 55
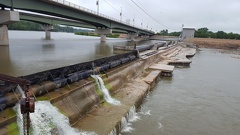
9 21 120 38
75 32 120 38
7 122 19 135
75 32 100 37
107 33 120 38
157 28 240 40
194 27 240 39
36 96 51 101
156 29 181 36
9 21 42 31
11 21 239 40
8 21 92 33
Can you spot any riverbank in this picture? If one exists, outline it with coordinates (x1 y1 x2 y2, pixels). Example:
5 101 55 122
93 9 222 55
185 38 240 50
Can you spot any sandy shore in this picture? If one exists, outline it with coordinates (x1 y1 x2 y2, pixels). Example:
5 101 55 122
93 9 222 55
185 38 240 50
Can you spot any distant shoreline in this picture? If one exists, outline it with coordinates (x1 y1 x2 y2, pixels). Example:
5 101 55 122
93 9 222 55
185 38 240 50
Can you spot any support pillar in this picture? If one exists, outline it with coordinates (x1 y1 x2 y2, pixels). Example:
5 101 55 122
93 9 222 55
0 10 19 46
95 28 112 42
100 34 106 42
41 25 53 40
0 25 9 46
127 33 138 41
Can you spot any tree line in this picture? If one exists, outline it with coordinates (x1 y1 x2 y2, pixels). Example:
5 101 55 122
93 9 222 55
8 21 92 33
9 21 240 40
75 32 120 38
157 28 240 40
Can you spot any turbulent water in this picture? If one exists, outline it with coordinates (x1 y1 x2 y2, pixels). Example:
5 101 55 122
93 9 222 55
91 75 121 106
120 106 140 133
15 101 96 135
123 49 240 135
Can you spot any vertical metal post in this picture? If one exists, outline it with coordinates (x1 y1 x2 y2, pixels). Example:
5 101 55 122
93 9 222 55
11 0 14 11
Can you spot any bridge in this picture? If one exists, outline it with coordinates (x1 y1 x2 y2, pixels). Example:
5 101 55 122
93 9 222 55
19 12 131 39
0 0 155 45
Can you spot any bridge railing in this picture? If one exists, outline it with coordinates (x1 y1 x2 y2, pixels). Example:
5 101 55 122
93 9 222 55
49 0 152 32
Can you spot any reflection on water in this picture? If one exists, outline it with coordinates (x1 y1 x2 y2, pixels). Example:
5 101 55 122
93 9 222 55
123 49 240 135
0 46 12 74
41 43 55 51
0 31 158 76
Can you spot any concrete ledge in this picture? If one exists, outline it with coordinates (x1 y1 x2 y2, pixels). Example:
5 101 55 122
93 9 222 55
149 64 174 72
142 70 161 88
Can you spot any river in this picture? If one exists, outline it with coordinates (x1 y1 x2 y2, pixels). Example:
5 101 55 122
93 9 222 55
0 31 156 76
123 49 240 135
1 31 240 135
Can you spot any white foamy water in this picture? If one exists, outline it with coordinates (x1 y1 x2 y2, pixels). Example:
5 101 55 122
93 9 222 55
120 106 140 133
158 122 163 129
108 127 117 135
127 106 140 122
91 75 121 106
121 117 134 133
15 101 96 135
139 110 151 116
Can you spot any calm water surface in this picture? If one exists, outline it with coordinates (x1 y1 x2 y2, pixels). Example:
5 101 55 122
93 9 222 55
0 31 156 76
124 49 240 135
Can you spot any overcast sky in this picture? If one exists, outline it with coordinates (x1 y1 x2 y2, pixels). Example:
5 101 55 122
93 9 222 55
67 0 240 33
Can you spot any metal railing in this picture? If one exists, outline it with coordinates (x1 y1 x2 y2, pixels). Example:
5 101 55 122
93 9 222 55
49 0 152 32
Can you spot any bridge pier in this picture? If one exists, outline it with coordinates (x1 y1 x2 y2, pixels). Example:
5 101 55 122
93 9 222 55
0 25 9 46
41 24 53 40
95 28 112 42
127 33 138 41
0 10 19 46
142 35 150 40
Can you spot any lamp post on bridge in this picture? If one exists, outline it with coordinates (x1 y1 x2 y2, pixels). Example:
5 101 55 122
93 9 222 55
120 7 122 22
133 15 135 26
96 0 99 15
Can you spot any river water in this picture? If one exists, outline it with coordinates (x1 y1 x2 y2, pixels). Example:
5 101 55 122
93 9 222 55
1 31 240 135
0 31 155 76
123 49 240 135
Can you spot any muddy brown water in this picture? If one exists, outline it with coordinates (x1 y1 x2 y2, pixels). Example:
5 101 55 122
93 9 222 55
123 49 240 135
0 31 157 76
1 31 240 135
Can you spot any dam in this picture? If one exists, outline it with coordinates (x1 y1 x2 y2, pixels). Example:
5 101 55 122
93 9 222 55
0 34 197 135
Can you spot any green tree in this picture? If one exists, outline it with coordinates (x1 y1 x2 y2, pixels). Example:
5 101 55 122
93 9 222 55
195 27 209 38
216 31 227 39
168 31 181 36
159 29 168 36
227 32 237 39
